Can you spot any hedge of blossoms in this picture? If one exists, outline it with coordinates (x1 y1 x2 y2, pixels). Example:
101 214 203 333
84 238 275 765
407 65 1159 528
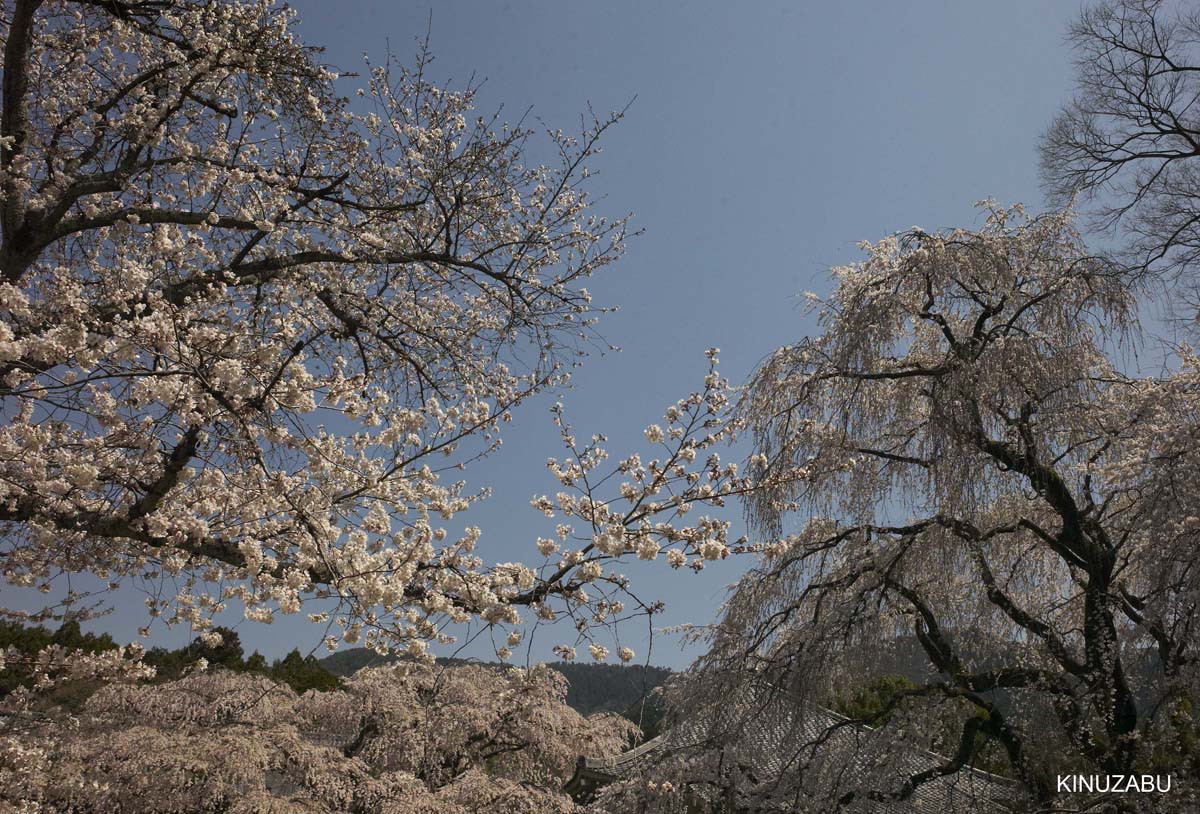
597 206 1200 813
1 661 632 813
0 0 764 668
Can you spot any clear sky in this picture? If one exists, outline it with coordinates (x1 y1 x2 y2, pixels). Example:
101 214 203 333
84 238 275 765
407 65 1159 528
44 1 1084 668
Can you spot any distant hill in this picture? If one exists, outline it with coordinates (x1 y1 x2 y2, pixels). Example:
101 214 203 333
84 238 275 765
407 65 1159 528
319 649 672 733
318 647 403 677
549 661 671 716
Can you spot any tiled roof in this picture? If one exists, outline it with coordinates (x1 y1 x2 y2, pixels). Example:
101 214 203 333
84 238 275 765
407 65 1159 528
569 682 1020 813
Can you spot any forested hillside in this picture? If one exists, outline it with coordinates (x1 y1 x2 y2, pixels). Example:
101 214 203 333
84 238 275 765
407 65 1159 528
320 648 671 733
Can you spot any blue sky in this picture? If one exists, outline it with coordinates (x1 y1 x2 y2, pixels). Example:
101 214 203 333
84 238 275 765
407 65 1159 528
49 1 1083 668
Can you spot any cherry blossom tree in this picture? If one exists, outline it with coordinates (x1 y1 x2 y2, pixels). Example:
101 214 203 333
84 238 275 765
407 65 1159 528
0 638 152 810
4 661 632 812
0 0 755 664
1042 0 1200 318
0 4 762 806
624 205 1200 813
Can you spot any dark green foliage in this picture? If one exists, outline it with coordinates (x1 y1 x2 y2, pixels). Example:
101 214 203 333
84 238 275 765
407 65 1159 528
0 618 120 709
622 690 667 742
2 621 341 699
49 619 118 653
140 646 187 680
142 626 254 680
191 626 247 670
143 630 341 693
269 649 342 693
834 673 918 726
4 622 661 729
0 620 54 698
834 673 1014 778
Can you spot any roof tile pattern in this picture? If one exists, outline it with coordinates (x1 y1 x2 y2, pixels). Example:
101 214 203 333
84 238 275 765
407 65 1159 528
569 682 1021 813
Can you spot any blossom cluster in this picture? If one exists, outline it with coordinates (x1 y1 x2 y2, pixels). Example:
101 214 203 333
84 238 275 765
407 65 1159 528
0 0 668 660
524 350 764 662
2 663 632 812
641 203 1200 809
